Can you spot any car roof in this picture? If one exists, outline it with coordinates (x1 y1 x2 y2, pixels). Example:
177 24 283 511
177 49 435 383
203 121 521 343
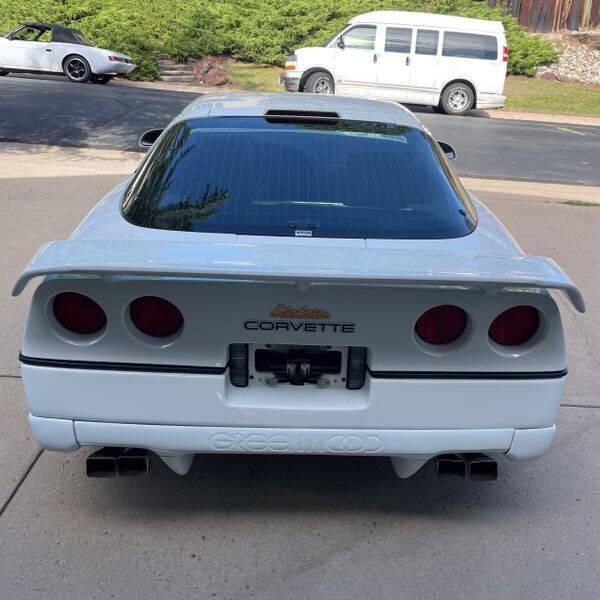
178 92 425 129
350 11 504 33
18 22 88 44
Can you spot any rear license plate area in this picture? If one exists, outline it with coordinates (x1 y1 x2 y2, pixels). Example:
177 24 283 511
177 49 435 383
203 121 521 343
251 344 346 388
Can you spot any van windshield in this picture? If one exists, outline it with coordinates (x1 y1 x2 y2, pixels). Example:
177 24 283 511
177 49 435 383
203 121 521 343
123 117 476 239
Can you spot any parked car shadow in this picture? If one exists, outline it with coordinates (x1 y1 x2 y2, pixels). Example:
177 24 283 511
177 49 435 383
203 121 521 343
75 449 533 520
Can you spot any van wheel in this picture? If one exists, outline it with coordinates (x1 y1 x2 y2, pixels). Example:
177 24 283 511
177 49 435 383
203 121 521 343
440 83 474 115
63 55 91 83
304 71 334 94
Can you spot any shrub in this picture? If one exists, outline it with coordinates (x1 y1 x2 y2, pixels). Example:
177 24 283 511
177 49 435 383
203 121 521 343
0 0 559 79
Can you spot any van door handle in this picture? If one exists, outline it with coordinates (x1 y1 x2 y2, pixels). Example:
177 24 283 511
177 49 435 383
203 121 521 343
373 53 378 63
405 55 410 66
45 48 52 52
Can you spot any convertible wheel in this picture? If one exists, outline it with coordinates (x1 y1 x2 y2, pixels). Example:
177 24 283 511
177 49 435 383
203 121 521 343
63 55 92 83
440 83 474 116
304 71 334 95
92 75 112 84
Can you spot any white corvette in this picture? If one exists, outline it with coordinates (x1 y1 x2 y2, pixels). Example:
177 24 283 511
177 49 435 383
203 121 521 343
0 22 135 84
14 93 584 481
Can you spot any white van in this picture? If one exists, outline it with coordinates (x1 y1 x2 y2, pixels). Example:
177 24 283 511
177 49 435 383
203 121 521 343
281 11 508 115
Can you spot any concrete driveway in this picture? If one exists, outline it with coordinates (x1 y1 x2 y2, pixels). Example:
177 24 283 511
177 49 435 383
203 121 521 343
0 144 599 599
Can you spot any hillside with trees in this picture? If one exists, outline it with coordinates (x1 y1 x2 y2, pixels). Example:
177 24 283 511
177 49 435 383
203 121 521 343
0 0 559 79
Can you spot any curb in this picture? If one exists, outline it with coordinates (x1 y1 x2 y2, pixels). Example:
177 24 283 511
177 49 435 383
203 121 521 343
462 177 600 202
481 110 600 128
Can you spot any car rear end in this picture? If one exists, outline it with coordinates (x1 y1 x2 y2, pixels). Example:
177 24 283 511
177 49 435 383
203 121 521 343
16 101 581 479
20 270 569 467
468 21 509 109
94 50 136 76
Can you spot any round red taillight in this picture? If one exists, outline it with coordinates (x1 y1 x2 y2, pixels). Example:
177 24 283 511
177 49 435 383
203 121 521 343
130 296 183 338
53 292 107 334
415 305 467 345
489 306 540 347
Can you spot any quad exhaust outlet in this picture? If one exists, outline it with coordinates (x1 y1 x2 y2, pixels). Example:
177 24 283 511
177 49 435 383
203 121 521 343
86 447 150 478
435 453 498 481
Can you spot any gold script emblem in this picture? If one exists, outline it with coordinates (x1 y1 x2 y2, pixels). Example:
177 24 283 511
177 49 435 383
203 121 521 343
270 304 330 320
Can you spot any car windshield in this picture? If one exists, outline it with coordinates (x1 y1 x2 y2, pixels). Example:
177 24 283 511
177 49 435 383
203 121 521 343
123 117 476 239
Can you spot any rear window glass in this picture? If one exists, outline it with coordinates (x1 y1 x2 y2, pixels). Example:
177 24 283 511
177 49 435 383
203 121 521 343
123 117 476 240
442 32 498 60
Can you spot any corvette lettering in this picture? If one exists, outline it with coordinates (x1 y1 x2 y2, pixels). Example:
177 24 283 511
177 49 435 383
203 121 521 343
244 320 355 333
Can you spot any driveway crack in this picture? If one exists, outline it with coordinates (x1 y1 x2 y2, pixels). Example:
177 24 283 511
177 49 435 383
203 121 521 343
0 449 43 519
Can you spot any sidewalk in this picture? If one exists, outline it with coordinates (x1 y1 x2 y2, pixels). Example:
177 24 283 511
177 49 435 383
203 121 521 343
2 142 599 203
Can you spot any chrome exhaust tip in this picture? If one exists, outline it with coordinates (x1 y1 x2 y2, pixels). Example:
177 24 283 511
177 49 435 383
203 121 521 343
435 453 498 481
117 449 150 477
86 448 150 478
465 453 498 481
86 447 122 478
435 454 467 480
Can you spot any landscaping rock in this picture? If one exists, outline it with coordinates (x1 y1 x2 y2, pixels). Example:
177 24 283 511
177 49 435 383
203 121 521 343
192 55 229 86
536 33 600 86
202 67 228 86
538 69 558 80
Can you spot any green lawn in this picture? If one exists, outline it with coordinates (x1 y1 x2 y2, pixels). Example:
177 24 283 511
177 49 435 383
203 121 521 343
222 62 283 93
223 63 600 118
504 76 600 117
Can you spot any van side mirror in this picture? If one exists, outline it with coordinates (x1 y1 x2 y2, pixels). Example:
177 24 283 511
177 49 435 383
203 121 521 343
337 36 345 49
138 129 164 148
438 141 456 161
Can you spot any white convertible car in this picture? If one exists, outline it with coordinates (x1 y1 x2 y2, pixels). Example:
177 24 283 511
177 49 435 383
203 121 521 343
14 93 584 481
0 22 135 83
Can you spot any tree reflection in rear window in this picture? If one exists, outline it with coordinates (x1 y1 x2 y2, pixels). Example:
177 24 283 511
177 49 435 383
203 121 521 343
123 117 476 239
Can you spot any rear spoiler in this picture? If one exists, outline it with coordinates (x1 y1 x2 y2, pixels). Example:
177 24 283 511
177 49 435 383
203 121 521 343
13 240 585 313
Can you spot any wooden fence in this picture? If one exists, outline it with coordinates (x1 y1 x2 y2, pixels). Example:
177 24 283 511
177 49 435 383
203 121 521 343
488 0 600 31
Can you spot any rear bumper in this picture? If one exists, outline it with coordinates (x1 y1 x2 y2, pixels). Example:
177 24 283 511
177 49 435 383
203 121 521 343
280 71 301 92
22 362 564 461
94 59 136 76
29 414 556 461
477 93 506 110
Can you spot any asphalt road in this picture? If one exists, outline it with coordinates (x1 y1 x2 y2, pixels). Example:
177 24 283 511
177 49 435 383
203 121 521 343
0 147 599 599
1 74 599 185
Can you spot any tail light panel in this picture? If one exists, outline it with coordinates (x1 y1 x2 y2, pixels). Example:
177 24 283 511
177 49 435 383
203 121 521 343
29 279 563 376
503 46 509 62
